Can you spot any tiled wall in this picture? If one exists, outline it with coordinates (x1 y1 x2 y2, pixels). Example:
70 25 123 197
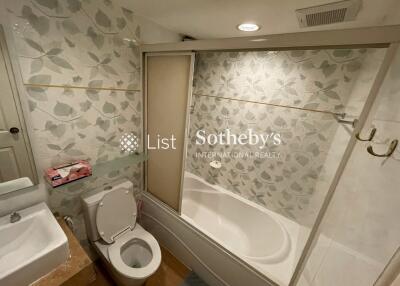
186 49 384 225
5 0 180 248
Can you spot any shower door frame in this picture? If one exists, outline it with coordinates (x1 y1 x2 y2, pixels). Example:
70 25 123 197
141 25 400 286
142 52 195 214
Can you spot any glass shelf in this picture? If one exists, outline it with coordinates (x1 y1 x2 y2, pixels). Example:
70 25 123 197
48 153 147 192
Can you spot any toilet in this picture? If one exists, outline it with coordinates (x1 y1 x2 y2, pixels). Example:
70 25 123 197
81 179 161 286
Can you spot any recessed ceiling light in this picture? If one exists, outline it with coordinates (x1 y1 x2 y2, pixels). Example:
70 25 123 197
237 23 260 32
123 38 136 43
250 38 268 42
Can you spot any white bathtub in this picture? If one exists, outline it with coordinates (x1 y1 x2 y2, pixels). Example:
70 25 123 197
182 173 291 264
181 172 305 285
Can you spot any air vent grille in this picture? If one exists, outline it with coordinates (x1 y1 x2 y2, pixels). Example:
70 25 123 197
296 0 361 28
305 8 347 26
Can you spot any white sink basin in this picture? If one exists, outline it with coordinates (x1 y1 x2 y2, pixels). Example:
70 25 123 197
0 203 69 286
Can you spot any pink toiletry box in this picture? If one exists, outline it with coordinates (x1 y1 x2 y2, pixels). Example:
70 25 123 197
45 160 92 187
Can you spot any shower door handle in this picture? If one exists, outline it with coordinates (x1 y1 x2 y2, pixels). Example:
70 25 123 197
356 127 376 142
367 139 398 158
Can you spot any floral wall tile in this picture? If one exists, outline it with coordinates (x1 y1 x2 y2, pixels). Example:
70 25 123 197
187 49 384 225
5 0 180 249
193 49 384 117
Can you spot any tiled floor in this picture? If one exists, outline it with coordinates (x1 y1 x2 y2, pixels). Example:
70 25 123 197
89 247 191 286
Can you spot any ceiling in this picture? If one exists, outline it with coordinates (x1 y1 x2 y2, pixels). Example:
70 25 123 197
120 0 400 39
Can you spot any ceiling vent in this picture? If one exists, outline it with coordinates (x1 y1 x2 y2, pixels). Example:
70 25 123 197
296 0 362 28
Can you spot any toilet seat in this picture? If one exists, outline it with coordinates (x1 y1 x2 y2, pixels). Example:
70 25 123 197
96 187 137 244
108 226 161 279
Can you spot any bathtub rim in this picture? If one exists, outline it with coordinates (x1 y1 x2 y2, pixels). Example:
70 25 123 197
183 171 293 223
182 172 292 264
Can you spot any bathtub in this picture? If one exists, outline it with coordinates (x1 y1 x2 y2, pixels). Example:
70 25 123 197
181 173 291 264
141 172 306 286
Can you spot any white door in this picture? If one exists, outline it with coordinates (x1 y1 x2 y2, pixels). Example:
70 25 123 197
0 29 36 183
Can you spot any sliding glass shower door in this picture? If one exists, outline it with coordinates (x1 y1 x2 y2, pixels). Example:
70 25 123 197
297 45 400 286
180 48 388 285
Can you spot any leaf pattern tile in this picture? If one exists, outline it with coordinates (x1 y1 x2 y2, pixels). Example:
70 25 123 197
187 49 385 225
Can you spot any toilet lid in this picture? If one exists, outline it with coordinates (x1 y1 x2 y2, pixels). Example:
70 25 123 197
96 187 137 244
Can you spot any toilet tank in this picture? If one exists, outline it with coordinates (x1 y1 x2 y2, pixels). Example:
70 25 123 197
81 179 134 242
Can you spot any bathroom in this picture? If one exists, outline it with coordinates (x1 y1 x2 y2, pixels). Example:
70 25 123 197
0 0 400 285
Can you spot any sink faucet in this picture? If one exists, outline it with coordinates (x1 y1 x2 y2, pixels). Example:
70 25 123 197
10 211 21 223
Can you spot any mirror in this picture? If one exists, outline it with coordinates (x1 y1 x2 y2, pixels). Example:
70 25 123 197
0 177 34 196
0 26 38 194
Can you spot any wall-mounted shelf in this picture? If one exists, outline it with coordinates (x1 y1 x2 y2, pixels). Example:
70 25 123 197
48 153 147 192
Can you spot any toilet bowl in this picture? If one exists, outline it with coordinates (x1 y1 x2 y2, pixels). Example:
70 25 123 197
81 179 161 286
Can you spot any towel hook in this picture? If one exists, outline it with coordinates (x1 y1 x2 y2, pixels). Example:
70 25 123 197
367 139 398 158
356 127 377 142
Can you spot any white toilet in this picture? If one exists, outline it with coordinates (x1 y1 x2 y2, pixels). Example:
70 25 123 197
81 179 161 286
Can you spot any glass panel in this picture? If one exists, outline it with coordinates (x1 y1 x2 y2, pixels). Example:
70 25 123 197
181 48 386 285
146 55 193 211
51 153 147 192
298 47 400 286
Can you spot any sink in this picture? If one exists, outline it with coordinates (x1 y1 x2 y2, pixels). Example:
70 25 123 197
0 203 69 286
